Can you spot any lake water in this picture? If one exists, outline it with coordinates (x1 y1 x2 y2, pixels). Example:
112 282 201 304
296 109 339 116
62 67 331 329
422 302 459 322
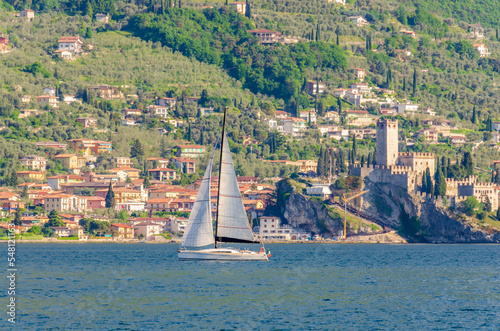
6 243 500 330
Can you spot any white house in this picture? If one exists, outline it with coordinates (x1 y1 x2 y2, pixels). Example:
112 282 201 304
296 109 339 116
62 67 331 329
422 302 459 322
306 184 332 199
396 102 418 114
146 105 169 118
349 16 369 27
258 216 310 241
281 118 307 137
95 13 109 23
473 43 490 57
135 222 162 241
299 110 317 123
43 87 56 96
58 36 83 54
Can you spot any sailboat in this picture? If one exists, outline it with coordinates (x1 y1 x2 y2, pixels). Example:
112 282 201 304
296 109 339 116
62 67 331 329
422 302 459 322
177 109 269 261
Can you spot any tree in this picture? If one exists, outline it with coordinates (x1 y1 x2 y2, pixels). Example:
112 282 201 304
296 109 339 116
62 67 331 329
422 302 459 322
245 0 251 19
412 67 417 95
105 183 115 208
484 197 492 212
85 27 92 39
421 172 428 193
47 210 65 227
472 105 477 124
316 24 320 42
84 0 93 18
337 97 342 114
352 135 357 161
13 208 23 226
434 168 446 197
403 77 406 91
131 139 145 160
461 152 473 176
9 171 18 187
497 207 500 220
28 225 42 235
461 196 479 216
425 168 433 195
21 184 28 198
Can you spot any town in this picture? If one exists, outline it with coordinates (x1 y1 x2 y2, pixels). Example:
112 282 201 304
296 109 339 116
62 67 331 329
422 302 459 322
1 2 500 243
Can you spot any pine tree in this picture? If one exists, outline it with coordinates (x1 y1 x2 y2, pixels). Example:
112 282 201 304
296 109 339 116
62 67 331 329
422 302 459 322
472 105 477 124
105 183 115 208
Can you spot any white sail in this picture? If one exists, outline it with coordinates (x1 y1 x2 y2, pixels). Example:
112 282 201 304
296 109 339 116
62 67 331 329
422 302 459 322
216 133 254 242
181 150 215 247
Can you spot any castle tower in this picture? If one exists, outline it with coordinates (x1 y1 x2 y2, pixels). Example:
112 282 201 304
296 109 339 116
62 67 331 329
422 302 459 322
376 119 398 166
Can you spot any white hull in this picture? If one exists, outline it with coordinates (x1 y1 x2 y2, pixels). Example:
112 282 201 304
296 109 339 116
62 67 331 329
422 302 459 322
178 248 268 261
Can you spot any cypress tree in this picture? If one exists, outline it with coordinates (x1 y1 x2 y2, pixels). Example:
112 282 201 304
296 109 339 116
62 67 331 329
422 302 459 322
84 0 93 18
412 67 417 95
426 168 433 195
472 105 477 124
323 148 328 175
245 0 251 19
360 155 365 167
434 168 446 197
352 135 357 160
492 170 495 183
367 152 371 166
316 24 320 42
317 146 324 177
497 28 499 41
496 169 500 184
497 207 500 220
337 97 342 114
403 76 406 91
421 172 428 193
336 33 339 46
9 171 18 187
372 152 377 166
105 183 115 208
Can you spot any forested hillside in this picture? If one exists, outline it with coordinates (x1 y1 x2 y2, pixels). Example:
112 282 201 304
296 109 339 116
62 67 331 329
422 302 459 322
2 0 500 183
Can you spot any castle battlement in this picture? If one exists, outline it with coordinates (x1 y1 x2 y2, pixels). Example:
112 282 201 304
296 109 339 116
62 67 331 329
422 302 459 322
390 165 414 174
398 152 435 158
446 175 478 185
463 182 496 188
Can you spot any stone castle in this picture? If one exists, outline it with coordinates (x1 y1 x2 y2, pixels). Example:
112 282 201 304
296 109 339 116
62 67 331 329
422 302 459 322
351 119 498 210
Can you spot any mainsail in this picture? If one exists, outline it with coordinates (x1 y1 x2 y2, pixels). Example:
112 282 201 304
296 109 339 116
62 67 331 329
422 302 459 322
180 146 216 247
216 133 255 243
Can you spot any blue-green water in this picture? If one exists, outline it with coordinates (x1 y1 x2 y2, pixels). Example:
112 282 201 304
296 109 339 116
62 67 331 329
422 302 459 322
5 243 500 330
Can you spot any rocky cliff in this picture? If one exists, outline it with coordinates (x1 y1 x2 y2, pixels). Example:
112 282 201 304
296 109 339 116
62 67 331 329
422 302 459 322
360 178 500 243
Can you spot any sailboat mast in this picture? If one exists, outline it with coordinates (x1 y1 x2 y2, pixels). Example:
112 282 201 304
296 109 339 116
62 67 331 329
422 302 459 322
215 107 228 248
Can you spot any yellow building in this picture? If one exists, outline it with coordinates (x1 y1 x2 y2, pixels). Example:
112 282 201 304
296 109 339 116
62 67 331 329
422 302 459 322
17 171 46 181
54 154 79 169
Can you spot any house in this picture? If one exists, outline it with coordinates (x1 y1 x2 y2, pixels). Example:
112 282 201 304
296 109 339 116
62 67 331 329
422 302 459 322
396 102 418 114
122 108 142 117
35 95 58 108
21 155 47 171
171 157 196 174
54 154 79 169
349 83 372 94
43 87 56 96
247 29 282 44
146 105 168 118
323 111 340 122
274 110 289 119
229 1 246 15
50 227 71 237
57 36 83 53
299 110 317 123
95 13 109 23
47 175 85 190
469 24 484 39
63 95 81 104
43 194 87 213
380 107 397 115
95 187 143 203
422 107 436 116
348 16 369 27
156 97 177 108
328 0 346 5
17 171 45 181
172 145 206 158
21 95 31 103
307 81 325 95
258 216 309 241
36 141 67 150
88 85 124 99
346 110 376 126
86 196 106 211
333 89 349 98
418 129 438 142
108 166 141 180
76 117 97 128
121 119 137 126
450 135 467 146
20 8 35 21
113 157 132 167
402 30 417 38
148 168 177 181
0 36 8 53
111 223 134 239
306 184 332 199
147 157 170 168
67 139 112 155
198 107 214 116
53 49 73 60
473 43 490 57
135 222 162 241
282 118 307 137
353 68 366 82
348 93 363 106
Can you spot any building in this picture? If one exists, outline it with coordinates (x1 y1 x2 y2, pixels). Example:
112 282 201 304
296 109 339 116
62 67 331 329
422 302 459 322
229 1 246 15
54 154 79 169
135 222 162 241
53 49 73 60
473 43 490 57
67 139 112 155
95 187 143 203
21 155 47 171
323 111 340 122
88 85 124 99
397 152 435 175
171 157 196 174
43 87 55 96
348 16 369 27
47 175 85 190
346 110 375 126
95 13 109 23
108 166 141 180
148 168 177 181
402 31 417 38
35 141 67 150
113 157 132 167
172 145 206 158
43 194 87 213
57 36 83 54
469 24 484 39
111 223 134 239
306 184 333 199
20 8 35 21
422 108 436 116
446 176 498 211
63 95 81 104
35 95 58 108
76 117 97 128
418 129 438 143
156 97 177 108
299 111 317 123
146 105 169 118
282 118 307 137
86 196 106 211
308 81 325 95
396 102 418 114
247 29 282 44
353 68 366 82
376 119 398 167
17 171 45 181
258 216 309 241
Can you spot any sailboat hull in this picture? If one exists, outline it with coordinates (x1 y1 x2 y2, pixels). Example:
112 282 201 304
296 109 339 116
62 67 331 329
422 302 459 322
178 248 268 261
